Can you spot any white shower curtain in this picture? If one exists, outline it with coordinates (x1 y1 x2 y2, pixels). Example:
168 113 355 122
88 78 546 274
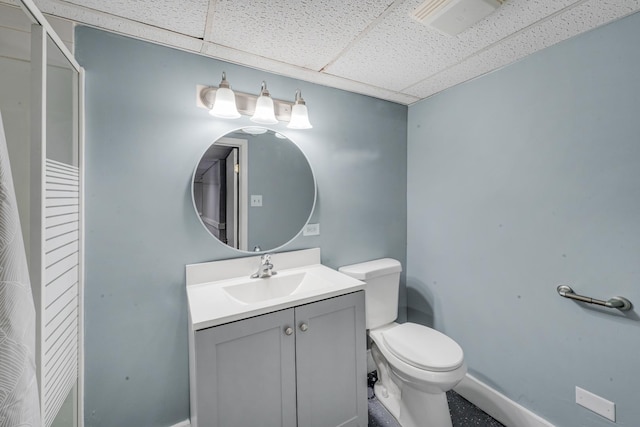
0 110 41 426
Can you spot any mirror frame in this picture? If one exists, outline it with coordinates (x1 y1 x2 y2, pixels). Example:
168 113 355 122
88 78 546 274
191 127 317 254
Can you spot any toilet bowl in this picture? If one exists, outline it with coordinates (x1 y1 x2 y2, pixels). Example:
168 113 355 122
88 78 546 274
339 259 466 427
369 323 466 427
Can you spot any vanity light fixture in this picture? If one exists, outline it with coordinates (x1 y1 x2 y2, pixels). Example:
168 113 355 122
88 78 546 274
287 89 313 129
209 72 241 119
250 81 279 125
198 73 313 129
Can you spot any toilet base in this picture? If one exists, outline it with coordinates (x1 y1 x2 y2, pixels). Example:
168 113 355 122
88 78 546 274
374 381 453 427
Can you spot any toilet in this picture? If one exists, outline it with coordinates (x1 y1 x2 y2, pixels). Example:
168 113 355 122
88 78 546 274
339 258 466 427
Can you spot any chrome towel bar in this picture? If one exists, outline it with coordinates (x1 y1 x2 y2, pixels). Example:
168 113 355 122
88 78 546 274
557 285 632 311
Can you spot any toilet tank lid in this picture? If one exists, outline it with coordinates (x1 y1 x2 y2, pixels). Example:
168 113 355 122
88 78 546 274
338 258 402 280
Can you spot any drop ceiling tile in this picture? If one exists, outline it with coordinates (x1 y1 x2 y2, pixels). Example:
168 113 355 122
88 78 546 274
54 0 209 38
200 41 420 105
34 0 204 51
324 0 581 92
205 0 396 71
405 0 640 99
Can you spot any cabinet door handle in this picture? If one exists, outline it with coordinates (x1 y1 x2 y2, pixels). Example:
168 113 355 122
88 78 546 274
299 323 308 332
284 327 293 336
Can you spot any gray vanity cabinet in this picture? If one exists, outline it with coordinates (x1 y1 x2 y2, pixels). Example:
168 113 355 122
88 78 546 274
192 291 367 427
295 291 367 426
193 307 297 427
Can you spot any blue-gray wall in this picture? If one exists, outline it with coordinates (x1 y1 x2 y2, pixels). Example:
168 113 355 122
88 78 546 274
246 132 315 250
407 12 640 427
75 27 407 426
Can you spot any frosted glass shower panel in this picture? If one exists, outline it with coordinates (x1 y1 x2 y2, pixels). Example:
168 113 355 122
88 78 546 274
43 34 80 427
46 35 78 166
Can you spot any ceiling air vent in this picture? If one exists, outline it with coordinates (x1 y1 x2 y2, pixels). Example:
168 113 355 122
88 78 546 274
411 0 504 36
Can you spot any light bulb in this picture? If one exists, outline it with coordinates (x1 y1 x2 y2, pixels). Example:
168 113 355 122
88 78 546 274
287 89 312 129
250 81 278 125
209 72 240 119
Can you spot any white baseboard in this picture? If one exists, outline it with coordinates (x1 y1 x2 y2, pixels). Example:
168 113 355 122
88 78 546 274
171 374 554 427
454 374 555 427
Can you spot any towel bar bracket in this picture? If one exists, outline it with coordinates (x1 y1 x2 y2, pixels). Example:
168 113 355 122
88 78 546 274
557 285 632 311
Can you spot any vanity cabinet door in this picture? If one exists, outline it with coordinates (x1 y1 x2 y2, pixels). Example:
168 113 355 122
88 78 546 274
295 291 367 427
194 308 297 427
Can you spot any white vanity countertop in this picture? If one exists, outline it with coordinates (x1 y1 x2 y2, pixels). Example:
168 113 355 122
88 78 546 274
186 250 364 330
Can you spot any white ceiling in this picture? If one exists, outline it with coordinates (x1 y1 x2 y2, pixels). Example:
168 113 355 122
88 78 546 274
14 0 640 104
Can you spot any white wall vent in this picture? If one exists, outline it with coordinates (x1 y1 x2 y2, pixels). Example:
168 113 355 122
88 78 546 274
411 0 504 36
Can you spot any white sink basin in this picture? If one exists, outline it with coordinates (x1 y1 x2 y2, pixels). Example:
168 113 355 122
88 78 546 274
186 249 365 330
223 272 307 304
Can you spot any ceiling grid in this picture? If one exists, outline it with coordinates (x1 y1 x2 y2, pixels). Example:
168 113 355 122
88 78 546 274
6 0 638 104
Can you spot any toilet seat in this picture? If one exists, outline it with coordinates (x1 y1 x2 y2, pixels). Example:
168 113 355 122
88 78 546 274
381 323 464 372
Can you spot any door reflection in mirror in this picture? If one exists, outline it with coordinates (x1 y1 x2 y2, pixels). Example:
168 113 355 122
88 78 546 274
192 128 316 253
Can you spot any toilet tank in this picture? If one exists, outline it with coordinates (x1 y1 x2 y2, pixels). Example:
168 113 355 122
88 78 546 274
339 258 402 329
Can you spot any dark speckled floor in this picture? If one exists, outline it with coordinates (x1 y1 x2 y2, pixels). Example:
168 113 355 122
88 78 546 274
368 386 504 427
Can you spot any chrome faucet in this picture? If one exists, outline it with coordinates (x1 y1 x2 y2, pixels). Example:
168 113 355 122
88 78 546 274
251 254 277 279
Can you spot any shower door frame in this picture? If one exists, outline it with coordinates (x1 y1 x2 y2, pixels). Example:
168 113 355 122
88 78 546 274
18 0 85 426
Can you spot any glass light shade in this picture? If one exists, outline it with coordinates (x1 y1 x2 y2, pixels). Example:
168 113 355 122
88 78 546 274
210 87 240 119
251 95 278 124
287 103 312 129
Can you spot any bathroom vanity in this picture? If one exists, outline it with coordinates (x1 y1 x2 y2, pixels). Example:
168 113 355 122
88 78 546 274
186 249 367 427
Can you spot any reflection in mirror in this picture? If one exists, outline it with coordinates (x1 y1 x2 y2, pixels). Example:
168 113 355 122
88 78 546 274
192 128 316 253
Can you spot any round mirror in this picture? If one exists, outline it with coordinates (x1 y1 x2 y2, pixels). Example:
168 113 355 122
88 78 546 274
192 128 316 253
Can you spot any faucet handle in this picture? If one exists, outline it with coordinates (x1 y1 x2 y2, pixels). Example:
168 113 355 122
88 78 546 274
251 253 276 278
263 254 276 276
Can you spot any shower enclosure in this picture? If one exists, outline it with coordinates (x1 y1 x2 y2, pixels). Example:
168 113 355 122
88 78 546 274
0 0 84 425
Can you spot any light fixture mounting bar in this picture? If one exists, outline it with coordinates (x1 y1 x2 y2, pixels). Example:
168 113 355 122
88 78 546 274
198 85 293 122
